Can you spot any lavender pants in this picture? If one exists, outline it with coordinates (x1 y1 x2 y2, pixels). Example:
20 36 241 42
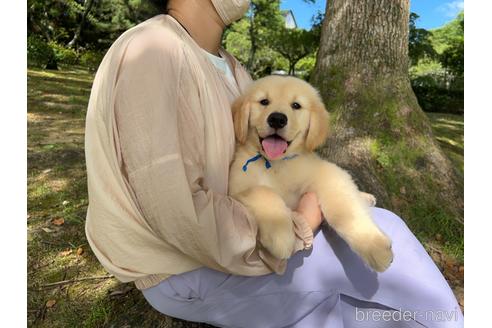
142 208 463 328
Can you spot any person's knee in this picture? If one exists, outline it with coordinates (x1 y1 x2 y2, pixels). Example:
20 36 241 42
370 207 409 232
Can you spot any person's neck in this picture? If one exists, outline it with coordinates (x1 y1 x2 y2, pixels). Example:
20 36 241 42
168 0 225 56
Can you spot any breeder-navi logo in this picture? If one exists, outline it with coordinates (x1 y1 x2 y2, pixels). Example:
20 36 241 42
355 307 460 322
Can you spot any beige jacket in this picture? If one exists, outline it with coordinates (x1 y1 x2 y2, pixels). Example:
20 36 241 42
84 15 313 290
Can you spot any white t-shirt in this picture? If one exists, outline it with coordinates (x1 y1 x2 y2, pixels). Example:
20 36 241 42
202 50 237 86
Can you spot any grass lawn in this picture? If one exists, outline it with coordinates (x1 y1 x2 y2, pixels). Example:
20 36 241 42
27 66 212 327
27 66 464 326
427 112 464 177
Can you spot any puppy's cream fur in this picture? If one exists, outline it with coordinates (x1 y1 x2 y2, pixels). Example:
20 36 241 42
229 76 393 272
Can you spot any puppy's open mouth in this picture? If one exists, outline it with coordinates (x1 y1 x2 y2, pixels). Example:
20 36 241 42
259 134 291 159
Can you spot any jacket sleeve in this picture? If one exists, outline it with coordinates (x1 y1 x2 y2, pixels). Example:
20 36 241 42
114 35 313 276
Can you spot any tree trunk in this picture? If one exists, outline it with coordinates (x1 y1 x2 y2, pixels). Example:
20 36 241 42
288 61 295 75
68 0 95 48
310 0 463 238
247 8 257 72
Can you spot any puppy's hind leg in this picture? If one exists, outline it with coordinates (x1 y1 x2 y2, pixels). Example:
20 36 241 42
310 162 393 272
234 186 296 259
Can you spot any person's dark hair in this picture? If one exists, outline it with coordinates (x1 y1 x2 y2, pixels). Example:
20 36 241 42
149 0 169 13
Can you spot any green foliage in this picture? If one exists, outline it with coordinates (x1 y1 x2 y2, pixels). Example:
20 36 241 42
28 0 82 43
408 13 436 65
296 53 317 81
270 27 318 75
409 59 459 114
409 11 464 114
80 50 105 71
431 11 465 76
72 0 160 50
431 11 464 53
225 2 280 77
49 41 79 65
409 58 443 77
224 0 286 78
224 19 253 66
28 0 162 51
439 32 464 77
224 0 320 78
27 36 57 69
28 0 321 76
411 82 463 114
440 41 464 77
431 11 464 77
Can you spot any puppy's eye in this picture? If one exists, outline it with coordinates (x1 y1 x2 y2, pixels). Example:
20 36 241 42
259 99 270 106
291 102 301 110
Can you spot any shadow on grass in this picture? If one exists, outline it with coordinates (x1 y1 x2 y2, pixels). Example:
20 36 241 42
27 65 212 327
427 112 464 176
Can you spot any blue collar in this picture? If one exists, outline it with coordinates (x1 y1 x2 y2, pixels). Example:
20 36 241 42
242 153 299 172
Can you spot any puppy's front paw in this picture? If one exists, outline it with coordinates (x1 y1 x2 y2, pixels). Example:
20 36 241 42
354 231 393 272
360 192 377 207
259 219 296 260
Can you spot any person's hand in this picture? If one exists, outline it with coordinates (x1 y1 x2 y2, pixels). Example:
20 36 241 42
296 192 322 232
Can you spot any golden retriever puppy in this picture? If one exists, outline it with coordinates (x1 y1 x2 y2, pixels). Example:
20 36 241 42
229 75 393 272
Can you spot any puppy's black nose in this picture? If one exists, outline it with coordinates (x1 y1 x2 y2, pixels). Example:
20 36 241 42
267 112 288 129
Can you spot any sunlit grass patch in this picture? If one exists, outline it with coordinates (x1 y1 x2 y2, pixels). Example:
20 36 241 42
427 112 464 175
27 65 183 327
368 112 463 260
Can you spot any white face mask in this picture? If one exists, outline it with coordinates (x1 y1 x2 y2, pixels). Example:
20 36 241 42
210 0 250 26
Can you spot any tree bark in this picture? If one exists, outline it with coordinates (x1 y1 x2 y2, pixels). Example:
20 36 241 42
68 0 95 48
311 0 463 235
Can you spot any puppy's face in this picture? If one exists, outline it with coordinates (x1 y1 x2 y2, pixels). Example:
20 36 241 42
232 76 329 160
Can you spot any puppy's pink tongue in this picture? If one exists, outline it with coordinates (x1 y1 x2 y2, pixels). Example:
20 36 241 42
261 136 288 159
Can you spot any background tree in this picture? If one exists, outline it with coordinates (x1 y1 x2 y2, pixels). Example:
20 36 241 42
27 0 162 69
246 0 284 73
409 12 464 113
224 0 321 78
72 0 161 50
67 0 96 48
28 0 80 43
224 0 287 78
270 27 318 75
310 0 463 246
437 12 464 78
28 0 161 48
408 13 436 66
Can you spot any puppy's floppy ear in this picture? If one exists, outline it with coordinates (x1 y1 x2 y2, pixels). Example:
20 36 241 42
305 97 330 151
232 95 251 144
